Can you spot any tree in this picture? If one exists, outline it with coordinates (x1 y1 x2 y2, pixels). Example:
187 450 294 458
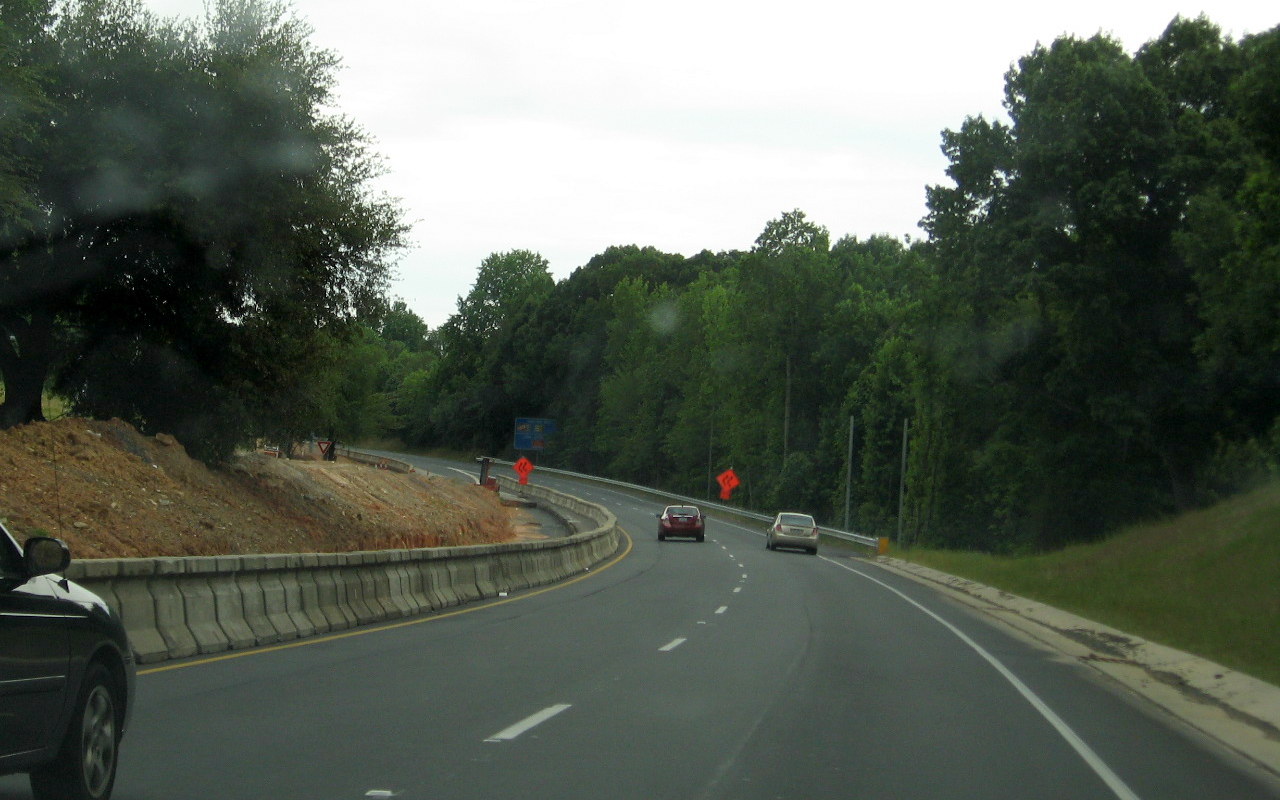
909 22 1267 547
1183 26 1280 458
595 277 678 483
0 0 405 459
400 250 553 451
0 0 52 223
661 274 741 498
753 208 830 257
445 249 554 346
378 299 431 352
0 0 55 424
742 210 837 463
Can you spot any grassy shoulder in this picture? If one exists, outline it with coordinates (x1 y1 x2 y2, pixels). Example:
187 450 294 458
894 481 1280 687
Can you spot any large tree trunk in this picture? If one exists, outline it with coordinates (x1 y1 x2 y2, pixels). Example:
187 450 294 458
0 310 54 428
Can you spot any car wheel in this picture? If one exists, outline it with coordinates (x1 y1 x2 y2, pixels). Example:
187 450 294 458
658 532 665 541
30 663 120 800
810 547 819 555
765 538 773 550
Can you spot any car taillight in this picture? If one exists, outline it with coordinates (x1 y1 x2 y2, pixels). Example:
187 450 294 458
774 524 782 532
812 527 819 536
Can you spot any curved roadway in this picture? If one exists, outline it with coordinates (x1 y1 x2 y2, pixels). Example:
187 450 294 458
4 453 1277 799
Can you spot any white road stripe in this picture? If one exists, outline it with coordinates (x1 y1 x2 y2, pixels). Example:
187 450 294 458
733 587 742 593
485 704 572 742
659 637 687 652
715 606 728 615
824 558 1141 800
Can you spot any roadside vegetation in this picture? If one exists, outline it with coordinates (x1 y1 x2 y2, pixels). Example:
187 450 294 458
896 480 1280 685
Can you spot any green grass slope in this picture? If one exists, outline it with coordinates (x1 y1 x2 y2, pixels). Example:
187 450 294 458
900 481 1280 686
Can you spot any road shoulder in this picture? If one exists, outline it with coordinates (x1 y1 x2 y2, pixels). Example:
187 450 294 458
869 555 1280 780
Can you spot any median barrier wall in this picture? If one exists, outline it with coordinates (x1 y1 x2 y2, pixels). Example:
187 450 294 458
65 482 619 664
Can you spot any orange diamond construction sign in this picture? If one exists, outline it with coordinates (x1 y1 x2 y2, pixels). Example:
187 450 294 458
514 457 535 485
716 468 739 500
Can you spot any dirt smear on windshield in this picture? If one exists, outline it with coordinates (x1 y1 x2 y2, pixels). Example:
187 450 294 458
0 418 519 558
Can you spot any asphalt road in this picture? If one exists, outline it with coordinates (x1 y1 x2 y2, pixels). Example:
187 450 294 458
5 454 1278 799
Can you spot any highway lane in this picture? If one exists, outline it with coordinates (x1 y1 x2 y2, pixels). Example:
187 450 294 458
481 460 1278 799
4 454 1277 799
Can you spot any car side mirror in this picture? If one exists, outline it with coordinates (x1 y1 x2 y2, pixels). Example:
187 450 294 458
24 537 70 578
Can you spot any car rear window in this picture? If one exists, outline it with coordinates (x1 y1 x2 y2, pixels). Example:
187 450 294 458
779 513 815 527
668 507 698 516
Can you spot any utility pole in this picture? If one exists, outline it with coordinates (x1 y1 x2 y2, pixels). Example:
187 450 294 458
706 418 714 500
897 417 909 546
782 355 792 462
844 415 854 530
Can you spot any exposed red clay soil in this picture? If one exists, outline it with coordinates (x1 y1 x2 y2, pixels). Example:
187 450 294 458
0 418 528 558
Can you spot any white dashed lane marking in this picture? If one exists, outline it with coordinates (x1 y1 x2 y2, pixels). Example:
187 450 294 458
485 704 573 743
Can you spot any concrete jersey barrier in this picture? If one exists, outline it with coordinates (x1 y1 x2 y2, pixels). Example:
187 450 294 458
65 482 619 664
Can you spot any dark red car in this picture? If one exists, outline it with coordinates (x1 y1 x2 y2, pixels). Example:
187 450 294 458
657 505 705 542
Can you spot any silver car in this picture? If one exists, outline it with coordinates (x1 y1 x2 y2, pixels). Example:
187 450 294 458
766 512 819 554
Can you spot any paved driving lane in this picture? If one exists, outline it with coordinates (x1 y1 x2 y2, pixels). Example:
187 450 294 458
4 456 1276 799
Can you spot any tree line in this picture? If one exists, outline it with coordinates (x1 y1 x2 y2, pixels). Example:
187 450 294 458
372 16 1280 551
5 6 1278 552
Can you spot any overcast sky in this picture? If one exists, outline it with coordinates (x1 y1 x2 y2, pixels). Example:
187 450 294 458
142 1 1276 327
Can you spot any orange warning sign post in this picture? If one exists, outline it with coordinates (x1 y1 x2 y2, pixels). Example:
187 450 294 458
716 468 740 500
513 457 535 485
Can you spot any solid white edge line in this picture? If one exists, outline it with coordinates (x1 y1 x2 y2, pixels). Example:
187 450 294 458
446 466 478 482
659 637 687 652
823 558 1142 800
484 703 573 742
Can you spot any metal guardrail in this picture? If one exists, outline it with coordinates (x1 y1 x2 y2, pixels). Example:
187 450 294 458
336 445 416 473
489 458 880 550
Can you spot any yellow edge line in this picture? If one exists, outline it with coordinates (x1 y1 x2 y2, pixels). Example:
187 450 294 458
139 528 634 676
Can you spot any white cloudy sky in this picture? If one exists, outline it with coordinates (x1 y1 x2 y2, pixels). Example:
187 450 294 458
141 0 1276 327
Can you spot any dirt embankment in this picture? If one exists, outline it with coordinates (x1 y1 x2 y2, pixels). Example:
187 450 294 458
0 418 519 558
